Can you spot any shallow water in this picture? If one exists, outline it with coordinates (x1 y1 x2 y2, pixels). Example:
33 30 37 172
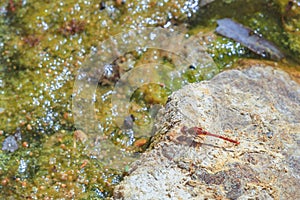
0 0 299 198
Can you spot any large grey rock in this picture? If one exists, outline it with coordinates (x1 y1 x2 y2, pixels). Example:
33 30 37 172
113 65 300 200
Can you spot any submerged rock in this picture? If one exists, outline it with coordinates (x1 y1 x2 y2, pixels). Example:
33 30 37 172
113 65 300 199
2 135 18 153
1 128 22 153
216 18 284 61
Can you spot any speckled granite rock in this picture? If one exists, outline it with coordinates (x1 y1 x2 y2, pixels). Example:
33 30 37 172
113 65 300 200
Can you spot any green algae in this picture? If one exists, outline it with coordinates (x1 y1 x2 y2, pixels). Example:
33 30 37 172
0 130 122 199
280 0 300 58
0 0 198 198
0 0 299 199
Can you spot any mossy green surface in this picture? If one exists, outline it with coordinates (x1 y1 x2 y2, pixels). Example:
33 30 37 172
0 130 122 199
0 0 196 198
0 0 299 198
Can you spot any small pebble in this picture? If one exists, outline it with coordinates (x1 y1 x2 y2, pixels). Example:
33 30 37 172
123 114 135 129
2 135 18 153
63 112 69 120
22 141 29 148
134 138 148 147
26 124 32 131
60 144 66 150
1 178 9 186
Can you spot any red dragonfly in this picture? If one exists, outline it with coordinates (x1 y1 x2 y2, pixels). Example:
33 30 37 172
181 126 240 145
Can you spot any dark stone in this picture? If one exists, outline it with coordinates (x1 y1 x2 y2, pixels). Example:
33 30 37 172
99 1 106 10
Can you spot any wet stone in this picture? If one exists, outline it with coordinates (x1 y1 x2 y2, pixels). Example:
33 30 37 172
2 135 18 153
123 114 135 130
113 65 300 199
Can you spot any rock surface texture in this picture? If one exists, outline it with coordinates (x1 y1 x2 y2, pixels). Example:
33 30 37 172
113 65 300 200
